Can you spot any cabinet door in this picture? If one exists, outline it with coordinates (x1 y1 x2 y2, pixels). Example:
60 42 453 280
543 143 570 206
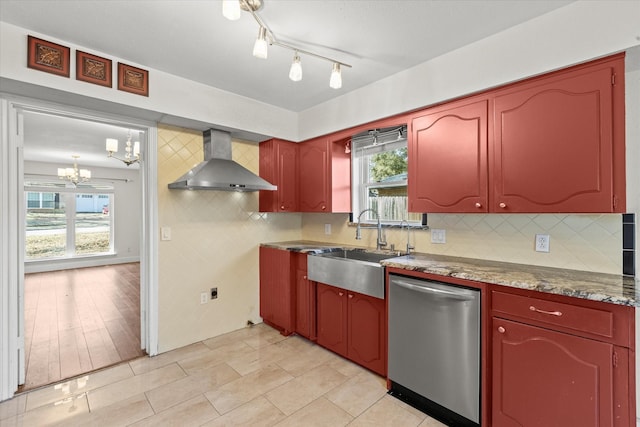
347 292 386 376
295 254 316 340
259 139 298 212
316 283 348 356
492 318 614 427
409 99 488 213
259 247 294 334
299 138 330 212
493 64 616 213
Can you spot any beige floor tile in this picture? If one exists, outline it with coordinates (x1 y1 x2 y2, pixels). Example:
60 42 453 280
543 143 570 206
128 342 211 375
326 354 369 378
326 370 388 417
0 394 26 421
275 340 336 377
131 395 220 427
178 340 254 375
8 394 89 427
204 364 293 414
145 362 240 412
25 363 134 411
349 395 426 427
419 415 449 426
274 397 353 427
202 396 286 427
203 324 287 351
87 363 186 411
265 364 349 415
225 341 291 376
59 393 154 427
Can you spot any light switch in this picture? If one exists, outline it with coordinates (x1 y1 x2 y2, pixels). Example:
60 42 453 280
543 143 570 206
161 226 171 241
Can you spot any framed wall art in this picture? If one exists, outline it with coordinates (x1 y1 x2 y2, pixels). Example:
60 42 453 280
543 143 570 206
27 35 70 77
76 51 112 87
117 62 149 96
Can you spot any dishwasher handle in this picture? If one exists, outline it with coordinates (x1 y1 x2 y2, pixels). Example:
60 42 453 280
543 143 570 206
392 279 476 301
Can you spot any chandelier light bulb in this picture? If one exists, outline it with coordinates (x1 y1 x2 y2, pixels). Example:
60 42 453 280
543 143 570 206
329 62 342 89
222 0 241 20
253 27 268 59
289 52 302 82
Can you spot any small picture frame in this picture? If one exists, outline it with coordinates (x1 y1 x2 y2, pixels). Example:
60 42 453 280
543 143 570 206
27 35 70 77
117 62 149 96
76 51 112 87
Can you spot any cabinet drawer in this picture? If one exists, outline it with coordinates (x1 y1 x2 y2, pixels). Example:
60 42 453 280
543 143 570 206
492 291 614 339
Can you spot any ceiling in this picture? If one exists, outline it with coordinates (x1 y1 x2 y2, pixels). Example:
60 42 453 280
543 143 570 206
0 0 575 168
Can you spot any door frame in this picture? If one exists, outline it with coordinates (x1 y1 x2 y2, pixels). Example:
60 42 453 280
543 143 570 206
0 94 159 401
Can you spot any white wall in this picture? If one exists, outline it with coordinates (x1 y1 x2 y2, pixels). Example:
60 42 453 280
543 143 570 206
22 161 141 273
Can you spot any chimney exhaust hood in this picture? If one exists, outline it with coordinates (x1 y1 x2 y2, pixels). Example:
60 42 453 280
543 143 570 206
168 129 277 192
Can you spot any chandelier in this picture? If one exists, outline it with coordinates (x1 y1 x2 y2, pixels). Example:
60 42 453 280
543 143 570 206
106 131 140 166
57 155 91 185
221 0 351 88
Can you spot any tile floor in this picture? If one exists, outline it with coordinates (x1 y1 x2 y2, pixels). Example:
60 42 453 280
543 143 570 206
0 323 445 426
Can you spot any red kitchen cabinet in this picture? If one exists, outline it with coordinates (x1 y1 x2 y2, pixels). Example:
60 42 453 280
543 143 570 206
298 136 351 213
259 246 294 335
492 55 625 213
259 138 298 212
295 253 316 340
316 282 386 376
409 98 489 213
491 288 634 427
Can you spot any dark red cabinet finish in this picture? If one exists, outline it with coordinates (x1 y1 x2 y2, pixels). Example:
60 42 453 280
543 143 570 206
294 253 316 340
491 288 634 427
298 137 351 213
259 138 298 212
409 98 488 213
259 246 294 335
492 55 625 213
316 282 386 376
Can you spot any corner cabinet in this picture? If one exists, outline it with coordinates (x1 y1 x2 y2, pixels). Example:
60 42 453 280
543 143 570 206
259 246 294 335
298 137 351 213
491 288 634 427
408 53 625 213
316 282 386 376
259 138 298 212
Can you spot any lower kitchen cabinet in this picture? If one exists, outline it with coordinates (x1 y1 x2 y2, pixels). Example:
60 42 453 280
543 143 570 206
491 288 634 427
259 246 294 335
295 253 316 340
316 282 386 376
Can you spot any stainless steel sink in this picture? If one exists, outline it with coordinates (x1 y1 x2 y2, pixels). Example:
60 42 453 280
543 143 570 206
307 249 399 299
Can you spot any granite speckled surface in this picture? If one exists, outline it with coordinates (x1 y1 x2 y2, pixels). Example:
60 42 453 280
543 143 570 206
260 241 639 307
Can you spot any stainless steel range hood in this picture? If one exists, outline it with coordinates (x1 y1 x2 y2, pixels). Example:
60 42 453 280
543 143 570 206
168 129 277 191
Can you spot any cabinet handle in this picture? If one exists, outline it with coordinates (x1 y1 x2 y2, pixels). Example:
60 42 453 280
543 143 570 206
529 306 563 317
498 326 505 333
348 294 353 299
338 292 344 296
499 202 507 209
303 275 307 280
280 205 285 210
475 202 482 208
321 205 326 210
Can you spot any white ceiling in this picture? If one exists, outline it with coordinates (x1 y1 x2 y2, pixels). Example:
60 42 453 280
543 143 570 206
0 0 575 166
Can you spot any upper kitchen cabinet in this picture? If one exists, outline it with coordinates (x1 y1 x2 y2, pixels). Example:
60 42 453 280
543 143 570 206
409 98 489 213
492 54 626 213
259 138 298 212
298 136 351 213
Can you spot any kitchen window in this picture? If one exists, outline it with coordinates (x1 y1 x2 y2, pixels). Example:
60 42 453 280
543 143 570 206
351 125 421 224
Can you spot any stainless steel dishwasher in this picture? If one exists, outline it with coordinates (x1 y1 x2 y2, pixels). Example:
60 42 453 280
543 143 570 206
388 274 480 427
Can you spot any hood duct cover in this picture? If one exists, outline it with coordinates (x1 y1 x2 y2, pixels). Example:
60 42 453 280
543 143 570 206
168 129 277 191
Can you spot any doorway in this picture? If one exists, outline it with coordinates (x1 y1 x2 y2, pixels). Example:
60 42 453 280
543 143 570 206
0 96 159 400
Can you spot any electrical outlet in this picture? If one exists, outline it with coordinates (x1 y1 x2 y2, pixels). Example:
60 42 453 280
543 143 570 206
535 234 550 252
324 223 331 235
431 229 446 244
211 287 218 299
200 292 208 304
161 226 171 241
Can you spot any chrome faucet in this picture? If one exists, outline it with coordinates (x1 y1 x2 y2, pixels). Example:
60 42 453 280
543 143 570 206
400 220 415 255
355 208 387 250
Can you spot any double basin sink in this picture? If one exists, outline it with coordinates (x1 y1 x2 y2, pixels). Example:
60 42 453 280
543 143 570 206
307 249 404 299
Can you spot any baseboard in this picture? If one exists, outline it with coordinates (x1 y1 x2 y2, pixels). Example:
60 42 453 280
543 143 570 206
24 255 140 273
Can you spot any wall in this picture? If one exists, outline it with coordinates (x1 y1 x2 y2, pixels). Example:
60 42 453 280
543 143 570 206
156 124 301 352
23 161 140 273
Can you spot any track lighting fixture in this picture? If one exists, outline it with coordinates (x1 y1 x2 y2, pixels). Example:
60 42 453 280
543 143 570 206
253 27 268 59
223 0 351 88
289 51 302 82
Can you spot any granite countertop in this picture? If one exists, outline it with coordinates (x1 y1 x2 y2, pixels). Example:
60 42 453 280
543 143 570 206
260 241 639 307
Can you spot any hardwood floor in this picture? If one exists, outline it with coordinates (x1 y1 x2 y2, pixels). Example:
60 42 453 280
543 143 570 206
20 263 145 392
